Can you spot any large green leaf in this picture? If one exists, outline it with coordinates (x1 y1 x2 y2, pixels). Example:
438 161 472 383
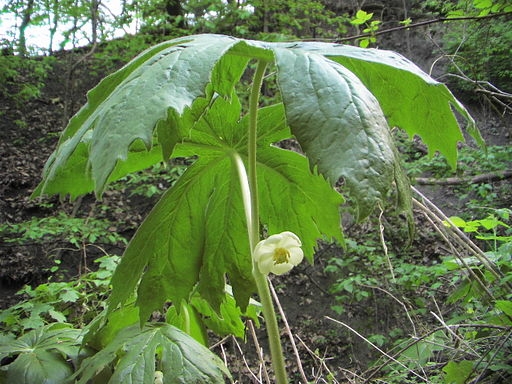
108 96 343 319
75 323 231 384
34 35 254 199
274 47 405 219
275 41 483 166
34 34 476 218
113 154 253 320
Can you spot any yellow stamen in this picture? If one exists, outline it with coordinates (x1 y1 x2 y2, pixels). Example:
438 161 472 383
273 248 290 264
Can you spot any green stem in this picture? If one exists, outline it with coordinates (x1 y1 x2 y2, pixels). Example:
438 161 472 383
248 60 289 384
232 152 288 384
180 301 191 335
253 261 289 384
248 60 266 249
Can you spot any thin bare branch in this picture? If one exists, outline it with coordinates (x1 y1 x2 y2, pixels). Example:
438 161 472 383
325 316 429 382
268 278 309 384
247 320 270 384
335 12 512 43
415 170 512 185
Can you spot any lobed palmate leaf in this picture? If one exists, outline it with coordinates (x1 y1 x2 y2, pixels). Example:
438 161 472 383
274 47 404 219
33 34 251 198
295 42 484 158
0 324 85 384
74 323 231 384
108 95 343 319
33 34 478 321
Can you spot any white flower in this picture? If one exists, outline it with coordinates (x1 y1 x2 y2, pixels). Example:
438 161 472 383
154 371 163 384
254 231 304 275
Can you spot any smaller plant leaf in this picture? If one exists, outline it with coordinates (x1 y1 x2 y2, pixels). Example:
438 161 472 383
59 288 80 303
400 330 448 367
495 300 512 317
443 360 475 384
351 10 373 25
75 323 231 384
473 0 492 9
0 324 84 384
48 309 67 323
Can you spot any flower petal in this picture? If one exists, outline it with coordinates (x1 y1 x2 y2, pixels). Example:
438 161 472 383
271 262 294 275
253 246 274 262
278 232 302 248
258 257 276 275
264 233 286 245
288 247 304 266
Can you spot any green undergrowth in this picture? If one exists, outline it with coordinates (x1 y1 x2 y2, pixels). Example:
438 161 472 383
403 143 512 180
0 202 128 335
0 211 126 249
395 129 512 215
325 208 512 381
0 255 120 335
0 55 55 106
324 140 512 382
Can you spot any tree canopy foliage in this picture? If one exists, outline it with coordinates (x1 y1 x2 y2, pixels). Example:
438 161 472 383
2 0 511 109
2 0 510 53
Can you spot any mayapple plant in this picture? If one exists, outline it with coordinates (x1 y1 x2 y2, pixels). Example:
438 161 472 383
32 34 482 383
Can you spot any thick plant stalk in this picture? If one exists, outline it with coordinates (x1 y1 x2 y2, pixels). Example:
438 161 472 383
232 153 289 384
234 59 289 384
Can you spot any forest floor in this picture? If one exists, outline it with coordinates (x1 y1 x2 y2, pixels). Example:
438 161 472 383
0 44 510 383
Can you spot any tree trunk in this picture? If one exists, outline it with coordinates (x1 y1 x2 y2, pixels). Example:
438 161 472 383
48 1 60 54
165 0 185 28
18 0 35 56
263 0 269 33
90 0 100 45
252 0 269 33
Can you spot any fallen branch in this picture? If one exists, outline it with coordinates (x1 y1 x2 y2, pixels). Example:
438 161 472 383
415 170 512 185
